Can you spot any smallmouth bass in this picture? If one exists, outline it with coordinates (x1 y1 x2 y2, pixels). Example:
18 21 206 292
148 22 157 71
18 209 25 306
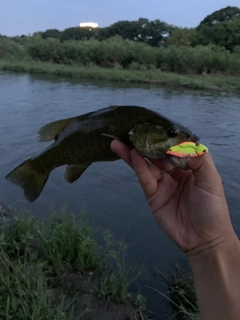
5 105 200 202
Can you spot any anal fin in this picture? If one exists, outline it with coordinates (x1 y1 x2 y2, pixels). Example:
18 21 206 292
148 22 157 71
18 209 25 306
64 165 90 184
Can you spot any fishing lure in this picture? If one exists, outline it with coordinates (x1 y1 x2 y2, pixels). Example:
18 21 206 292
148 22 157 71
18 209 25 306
166 142 208 158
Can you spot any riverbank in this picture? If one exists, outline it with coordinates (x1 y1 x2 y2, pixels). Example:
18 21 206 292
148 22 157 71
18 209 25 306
0 59 240 93
0 205 200 320
0 208 147 320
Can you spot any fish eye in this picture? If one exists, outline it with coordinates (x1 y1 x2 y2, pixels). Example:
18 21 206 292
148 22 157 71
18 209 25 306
167 127 179 137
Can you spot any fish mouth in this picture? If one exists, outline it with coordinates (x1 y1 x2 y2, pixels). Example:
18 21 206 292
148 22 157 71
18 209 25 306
175 124 200 143
178 132 200 144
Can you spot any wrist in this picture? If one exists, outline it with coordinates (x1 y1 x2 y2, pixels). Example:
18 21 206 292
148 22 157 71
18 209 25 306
187 231 240 264
186 231 240 320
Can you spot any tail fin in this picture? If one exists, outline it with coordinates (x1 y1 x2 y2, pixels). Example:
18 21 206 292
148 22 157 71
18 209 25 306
5 159 50 203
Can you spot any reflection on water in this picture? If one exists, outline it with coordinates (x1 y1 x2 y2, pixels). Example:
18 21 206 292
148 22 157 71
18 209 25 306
0 71 240 318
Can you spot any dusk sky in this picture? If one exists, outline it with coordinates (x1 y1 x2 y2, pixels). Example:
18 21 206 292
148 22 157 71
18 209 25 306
1 0 240 36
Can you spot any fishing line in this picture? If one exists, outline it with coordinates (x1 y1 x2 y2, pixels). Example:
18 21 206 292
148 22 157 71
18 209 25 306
76 157 178 299
118 203 148 242
118 157 178 241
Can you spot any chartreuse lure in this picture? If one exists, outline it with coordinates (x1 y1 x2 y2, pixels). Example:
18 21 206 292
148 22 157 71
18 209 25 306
166 142 209 158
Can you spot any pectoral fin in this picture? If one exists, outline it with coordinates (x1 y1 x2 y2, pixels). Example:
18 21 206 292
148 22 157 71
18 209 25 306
64 165 90 184
38 117 76 142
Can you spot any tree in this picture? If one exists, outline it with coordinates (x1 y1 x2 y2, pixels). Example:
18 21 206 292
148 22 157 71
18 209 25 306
196 19 240 51
198 6 240 27
137 19 172 46
223 19 240 51
138 17 149 27
167 27 197 46
42 29 62 39
195 6 240 51
96 18 171 46
102 20 141 40
60 27 96 42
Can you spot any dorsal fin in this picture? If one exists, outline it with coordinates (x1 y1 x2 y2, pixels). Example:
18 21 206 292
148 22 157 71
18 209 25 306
37 117 76 142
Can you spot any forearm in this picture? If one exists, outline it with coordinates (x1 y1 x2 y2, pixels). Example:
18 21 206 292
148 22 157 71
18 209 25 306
187 233 240 320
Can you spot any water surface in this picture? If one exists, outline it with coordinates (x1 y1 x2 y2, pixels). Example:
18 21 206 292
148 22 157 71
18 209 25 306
1 72 240 318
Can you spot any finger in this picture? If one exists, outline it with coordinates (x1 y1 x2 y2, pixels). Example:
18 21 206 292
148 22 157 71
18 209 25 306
146 158 165 171
110 140 133 168
186 153 223 193
130 149 160 198
163 161 175 173
144 158 163 181
148 171 177 214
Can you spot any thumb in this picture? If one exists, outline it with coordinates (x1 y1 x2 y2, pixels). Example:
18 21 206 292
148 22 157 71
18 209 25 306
186 153 223 195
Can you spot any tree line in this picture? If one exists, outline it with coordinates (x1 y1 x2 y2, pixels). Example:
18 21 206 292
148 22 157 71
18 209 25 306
0 6 240 76
1 35 240 75
4 6 239 52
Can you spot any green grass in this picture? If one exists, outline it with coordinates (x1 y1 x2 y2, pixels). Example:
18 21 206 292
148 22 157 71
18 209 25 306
0 207 147 320
98 231 144 304
144 267 199 320
168 267 199 320
0 207 202 320
1 59 240 93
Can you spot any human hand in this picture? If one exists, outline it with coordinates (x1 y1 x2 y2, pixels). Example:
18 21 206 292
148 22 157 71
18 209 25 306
111 140 235 256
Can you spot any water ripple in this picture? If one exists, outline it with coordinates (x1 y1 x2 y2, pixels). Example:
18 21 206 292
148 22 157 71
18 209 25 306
0 72 240 289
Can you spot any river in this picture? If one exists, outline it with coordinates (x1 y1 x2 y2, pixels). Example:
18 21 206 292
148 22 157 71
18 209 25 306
0 71 240 319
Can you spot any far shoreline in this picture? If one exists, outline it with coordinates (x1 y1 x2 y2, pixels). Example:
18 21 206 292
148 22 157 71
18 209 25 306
1 59 240 94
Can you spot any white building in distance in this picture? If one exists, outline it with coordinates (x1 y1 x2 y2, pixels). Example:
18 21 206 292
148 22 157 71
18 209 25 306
80 22 99 28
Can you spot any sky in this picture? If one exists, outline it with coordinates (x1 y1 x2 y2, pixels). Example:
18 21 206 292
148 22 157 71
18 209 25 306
1 0 240 36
